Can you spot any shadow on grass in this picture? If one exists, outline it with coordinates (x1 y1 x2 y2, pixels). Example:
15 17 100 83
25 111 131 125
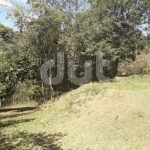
0 132 64 150
0 118 35 128
0 111 35 119
0 107 37 112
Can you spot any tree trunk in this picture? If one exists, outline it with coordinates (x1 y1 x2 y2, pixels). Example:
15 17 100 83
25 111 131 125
49 74 54 98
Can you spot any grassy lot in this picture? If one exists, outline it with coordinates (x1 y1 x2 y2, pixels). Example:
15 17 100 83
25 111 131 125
1 75 150 150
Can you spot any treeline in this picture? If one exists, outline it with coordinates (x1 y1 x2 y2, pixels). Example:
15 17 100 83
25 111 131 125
0 0 150 106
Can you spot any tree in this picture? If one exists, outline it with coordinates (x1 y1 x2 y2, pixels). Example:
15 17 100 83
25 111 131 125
77 0 150 77
1 0 150 106
0 24 16 104
19 4 64 99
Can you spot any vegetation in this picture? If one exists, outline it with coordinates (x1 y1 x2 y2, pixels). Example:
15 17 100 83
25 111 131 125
0 1 150 149
1 76 150 149
0 0 150 106
118 54 150 76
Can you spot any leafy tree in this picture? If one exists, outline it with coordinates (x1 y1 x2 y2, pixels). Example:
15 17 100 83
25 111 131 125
0 24 15 102
1 0 150 106
77 0 150 77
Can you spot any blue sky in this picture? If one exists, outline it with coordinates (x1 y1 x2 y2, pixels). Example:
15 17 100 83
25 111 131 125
0 0 29 29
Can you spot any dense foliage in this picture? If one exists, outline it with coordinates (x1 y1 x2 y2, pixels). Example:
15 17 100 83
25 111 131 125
0 0 150 106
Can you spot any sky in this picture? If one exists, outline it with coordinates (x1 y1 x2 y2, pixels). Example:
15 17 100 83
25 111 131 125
0 0 29 29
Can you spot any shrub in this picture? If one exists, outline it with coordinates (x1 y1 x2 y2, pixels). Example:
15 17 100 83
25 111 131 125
118 54 150 76
12 80 42 105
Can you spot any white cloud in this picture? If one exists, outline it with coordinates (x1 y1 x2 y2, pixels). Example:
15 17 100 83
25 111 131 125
21 0 27 4
1 21 9 27
0 0 12 8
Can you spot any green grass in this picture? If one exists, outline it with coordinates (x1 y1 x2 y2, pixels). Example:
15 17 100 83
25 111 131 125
1 75 150 149
113 75 150 90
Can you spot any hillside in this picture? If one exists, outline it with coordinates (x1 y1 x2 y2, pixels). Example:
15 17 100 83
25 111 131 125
1 75 150 150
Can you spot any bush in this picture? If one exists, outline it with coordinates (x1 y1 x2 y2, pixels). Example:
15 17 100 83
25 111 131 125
118 54 150 76
12 80 42 105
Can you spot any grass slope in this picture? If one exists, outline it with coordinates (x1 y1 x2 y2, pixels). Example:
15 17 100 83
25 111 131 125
1 75 150 150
